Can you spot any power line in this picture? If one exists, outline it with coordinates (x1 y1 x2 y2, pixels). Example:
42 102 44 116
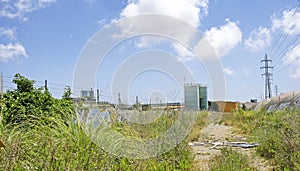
268 2 300 58
273 58 298 75
273 34 300 67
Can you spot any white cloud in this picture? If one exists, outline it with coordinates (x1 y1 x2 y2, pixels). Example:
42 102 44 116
272 7 300 35
0 27 16 40
121 0 209 28
97 19 106 27
134 36 166 49
244 26 271 52
118 0 210 61
0 0 57 20
223 66 234 76
0 43 28 60
205 19 242 57
282 44 300 78
172 43 194 61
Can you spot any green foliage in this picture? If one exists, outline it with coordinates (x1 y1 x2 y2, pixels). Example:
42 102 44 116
253 109 300 170
210 147 254 171
222 108 300 170
1 74 75 127
0 112 198 170
13 73 35 93
62 86 72 100
0 74 210 170
187 111 208 142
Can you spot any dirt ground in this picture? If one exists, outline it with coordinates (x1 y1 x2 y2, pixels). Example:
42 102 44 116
190 112 271 171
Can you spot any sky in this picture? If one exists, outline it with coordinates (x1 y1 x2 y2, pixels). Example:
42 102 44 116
1 0 300 103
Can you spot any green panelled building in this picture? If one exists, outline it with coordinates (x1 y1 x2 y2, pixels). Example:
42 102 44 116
184 83 208 110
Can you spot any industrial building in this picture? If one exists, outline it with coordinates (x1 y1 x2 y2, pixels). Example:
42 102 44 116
184 83 208 110
81 90 94 98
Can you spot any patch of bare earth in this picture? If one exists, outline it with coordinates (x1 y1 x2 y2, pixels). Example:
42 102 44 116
190 112 271 171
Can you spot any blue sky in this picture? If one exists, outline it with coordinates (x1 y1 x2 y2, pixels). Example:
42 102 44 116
1 0 300 103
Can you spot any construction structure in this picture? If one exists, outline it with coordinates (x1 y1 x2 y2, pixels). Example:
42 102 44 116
209 101 240 113
184 83 208 110
261 54 273 99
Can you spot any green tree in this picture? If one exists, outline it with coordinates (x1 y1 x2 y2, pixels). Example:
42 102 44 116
62 86 72 100
13 73 35 93
1 73 75 127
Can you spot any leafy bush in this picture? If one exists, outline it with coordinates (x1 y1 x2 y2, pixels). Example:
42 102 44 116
222 108 300 170
210 147 254 171
253 109 300 170
0 73 75 127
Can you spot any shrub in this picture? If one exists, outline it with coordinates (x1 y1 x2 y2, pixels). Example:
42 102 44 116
222 108 300 170
1 74 75 127
210 147 254 171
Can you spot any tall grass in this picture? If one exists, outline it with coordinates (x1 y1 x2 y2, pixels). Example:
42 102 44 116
0 110 208 170
210 148 254 171
221 108 300 170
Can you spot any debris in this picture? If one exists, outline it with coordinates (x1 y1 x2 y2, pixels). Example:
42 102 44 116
211 142 223 149
233 143 259 148
188 142 206 146
189 141 259 149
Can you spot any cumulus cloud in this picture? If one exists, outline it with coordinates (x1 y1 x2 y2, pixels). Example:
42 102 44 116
223 67 234 76
0 27 16 40
0 43 28 61
205 19 242 57
272 7 300 35
0 0 57 20
244 26 271 52
121 0 208 28
282 44 300 79
119 0 209 61
0 26 27 61
172 43 194 61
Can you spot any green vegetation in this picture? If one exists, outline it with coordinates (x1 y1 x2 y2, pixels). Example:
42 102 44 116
221 108 300 170
210 147 254 171
1 73 75 127
0 74 208 170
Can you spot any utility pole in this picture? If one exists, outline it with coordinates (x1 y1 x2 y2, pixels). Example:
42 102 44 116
118 93 121 105
275 85 278 96
0 73 3 99
44 80 48 90
261 54 273 99
97 89 100 103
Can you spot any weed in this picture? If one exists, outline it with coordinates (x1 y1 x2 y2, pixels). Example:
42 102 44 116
210 147 254 171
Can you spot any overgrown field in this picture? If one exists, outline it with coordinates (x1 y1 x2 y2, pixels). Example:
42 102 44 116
220 107 300 170
0 74 208 170
3 74 298 170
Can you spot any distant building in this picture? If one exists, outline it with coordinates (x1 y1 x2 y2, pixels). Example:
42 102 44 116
209 101 240 113
184 83 208 110
80 89 95 101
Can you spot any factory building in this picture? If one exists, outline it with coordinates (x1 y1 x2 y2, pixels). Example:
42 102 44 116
184 83 208 110
80 89 95 101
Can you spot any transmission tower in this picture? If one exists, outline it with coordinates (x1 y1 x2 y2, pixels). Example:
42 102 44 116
261 54 273 99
